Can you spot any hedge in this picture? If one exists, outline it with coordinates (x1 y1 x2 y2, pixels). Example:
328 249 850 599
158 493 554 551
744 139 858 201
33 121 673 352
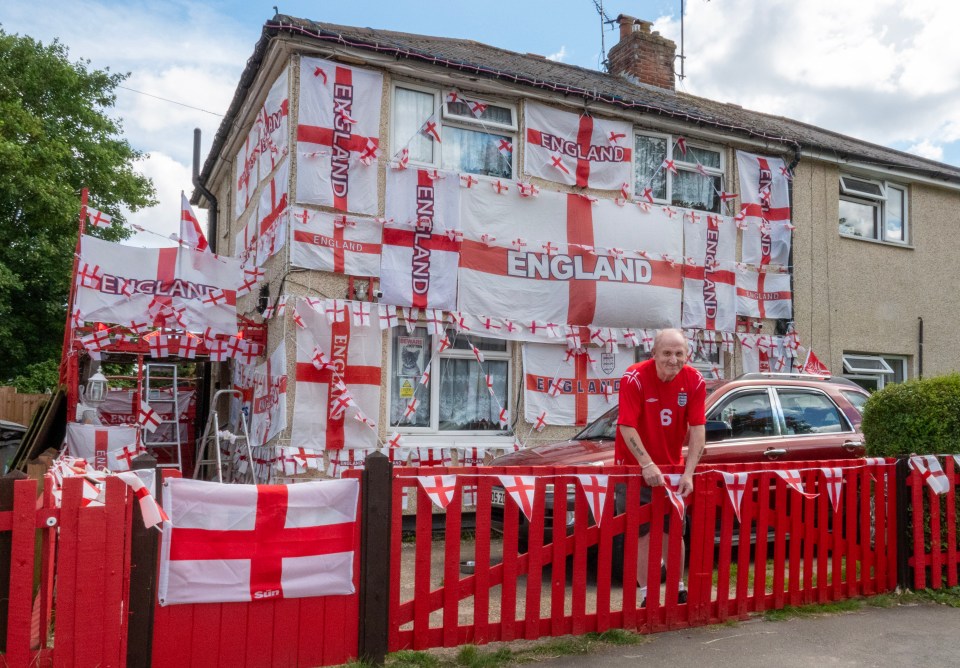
862 373 960 457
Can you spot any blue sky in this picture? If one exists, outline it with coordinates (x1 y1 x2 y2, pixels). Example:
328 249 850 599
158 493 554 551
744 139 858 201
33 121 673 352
3 0 959 244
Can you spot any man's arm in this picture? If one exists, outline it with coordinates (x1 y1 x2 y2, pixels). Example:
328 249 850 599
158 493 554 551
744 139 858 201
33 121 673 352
618 424 665 487
678 424 705 496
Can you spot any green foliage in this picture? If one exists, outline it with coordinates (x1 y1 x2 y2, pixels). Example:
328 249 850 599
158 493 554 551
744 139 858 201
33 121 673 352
0 29 155 381
861 374 960 457
10 357 59 393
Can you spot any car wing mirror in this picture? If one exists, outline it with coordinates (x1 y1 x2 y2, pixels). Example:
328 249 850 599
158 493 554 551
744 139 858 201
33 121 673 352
705 419 732 443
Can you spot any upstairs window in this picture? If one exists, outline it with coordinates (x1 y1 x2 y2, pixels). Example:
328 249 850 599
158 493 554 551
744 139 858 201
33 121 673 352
390 83 516 179
634 132 724 212
838 175 908 243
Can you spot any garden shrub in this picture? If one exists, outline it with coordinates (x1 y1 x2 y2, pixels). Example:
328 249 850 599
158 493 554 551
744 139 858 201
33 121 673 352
862 373 960 457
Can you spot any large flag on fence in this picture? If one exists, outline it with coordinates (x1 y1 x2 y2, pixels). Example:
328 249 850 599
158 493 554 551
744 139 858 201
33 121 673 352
523 342 633 426
296 56 382 215
737 150 792 267
458 185 682 329
524 102 632 189
75 235 241 335
290 207 383 277
65 423 139 471
291 298 382 450
158 477 359 605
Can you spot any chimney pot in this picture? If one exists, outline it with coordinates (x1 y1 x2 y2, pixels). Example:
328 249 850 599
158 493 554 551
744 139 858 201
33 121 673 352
608 15 676 90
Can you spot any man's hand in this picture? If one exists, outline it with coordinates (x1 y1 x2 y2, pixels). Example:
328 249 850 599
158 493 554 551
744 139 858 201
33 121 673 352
677 472 694 497
643 464 665 487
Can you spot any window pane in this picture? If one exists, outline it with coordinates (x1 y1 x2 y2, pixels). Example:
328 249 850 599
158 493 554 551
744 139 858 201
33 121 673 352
390 328 431 426
842 390 869 415
839 199 878 239
708 391 775 439
881 356 906 383
683 145 721 169
886 187 905 242
847 376 880 392
841 176 884 199
672 169 721 212
441 126 513 178
449 331 508 352
446 100 513 126
438 358 508 431
777 390 848 435
393 87 434 163
634 134 667 200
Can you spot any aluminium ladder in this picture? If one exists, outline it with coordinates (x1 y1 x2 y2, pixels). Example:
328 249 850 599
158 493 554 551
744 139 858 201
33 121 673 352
141 363 183 471
193 389 255 483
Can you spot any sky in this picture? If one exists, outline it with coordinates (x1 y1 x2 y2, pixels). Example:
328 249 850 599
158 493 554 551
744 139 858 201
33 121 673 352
4 0 960 246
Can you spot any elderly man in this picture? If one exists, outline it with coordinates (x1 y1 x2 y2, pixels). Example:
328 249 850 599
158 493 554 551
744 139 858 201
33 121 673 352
615 328 707 604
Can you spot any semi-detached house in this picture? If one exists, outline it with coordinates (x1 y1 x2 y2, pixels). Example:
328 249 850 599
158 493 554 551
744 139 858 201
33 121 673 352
194 14 960 476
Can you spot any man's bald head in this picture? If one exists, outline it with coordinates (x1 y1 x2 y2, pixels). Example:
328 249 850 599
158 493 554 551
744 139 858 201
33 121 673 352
652 328 689 382
653 328 688 353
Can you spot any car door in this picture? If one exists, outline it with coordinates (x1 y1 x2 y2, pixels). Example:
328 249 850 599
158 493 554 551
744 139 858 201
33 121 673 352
771 386 864 459
699 387 786 463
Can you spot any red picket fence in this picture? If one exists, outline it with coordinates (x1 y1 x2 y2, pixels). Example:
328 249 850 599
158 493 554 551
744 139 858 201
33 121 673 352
389 459 898 651
906 456 960 590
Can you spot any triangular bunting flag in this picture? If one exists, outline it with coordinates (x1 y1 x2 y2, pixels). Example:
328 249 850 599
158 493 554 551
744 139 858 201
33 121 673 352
497 475 537 521
909 455 950 495
720 471 750 522
663 474 686 517
821 467 845 513
417 475 458 509
774 469 818 498
575 474 609 526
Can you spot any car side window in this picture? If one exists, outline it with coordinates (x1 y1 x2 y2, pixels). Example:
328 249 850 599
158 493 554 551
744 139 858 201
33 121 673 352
776 389 851 435
707 390 775 439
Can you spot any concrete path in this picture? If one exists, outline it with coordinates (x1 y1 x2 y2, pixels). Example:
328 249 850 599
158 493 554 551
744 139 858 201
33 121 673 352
541 603 960 667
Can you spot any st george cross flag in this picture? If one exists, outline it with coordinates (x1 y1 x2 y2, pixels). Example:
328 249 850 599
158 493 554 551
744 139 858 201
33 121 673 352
682 213 737 331
663 474 686 516
523 342 632 426
497 475 537 521
296 57 383 215
234 126 260 218
737 151 792 267
255 159 289 265
249 344 288 447
179 193 209 252
76 235 241 336
65 423 139 471
381 168 461 310
417 475 459 509
720 471 750 522
774 469 818 498
821 467 845 513
459 185 682 329
291 298 382 450
909 455 950 495
158 477 359 605
256 67 290 179
736 267 792 319
575 475 610 526
290 208 383 277
524 102 632 189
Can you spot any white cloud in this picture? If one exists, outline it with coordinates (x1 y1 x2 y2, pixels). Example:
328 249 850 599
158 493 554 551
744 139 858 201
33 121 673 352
907 140 944 161
546 46 567 62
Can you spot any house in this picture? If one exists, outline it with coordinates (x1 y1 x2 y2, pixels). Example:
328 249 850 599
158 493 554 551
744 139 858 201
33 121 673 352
192 13 960 477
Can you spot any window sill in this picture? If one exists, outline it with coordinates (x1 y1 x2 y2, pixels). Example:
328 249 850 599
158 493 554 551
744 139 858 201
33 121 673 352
838 233 913 250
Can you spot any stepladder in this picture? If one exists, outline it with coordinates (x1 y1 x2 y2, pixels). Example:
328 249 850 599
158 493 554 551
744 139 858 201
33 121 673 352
193 389 256 483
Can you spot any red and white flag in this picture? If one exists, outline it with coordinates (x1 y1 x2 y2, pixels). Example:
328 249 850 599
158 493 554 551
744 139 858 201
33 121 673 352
255 159 289 265
158 477 359 605
290 208 382 277
737 151 792 267
296 57 382 215
234 126 260 217
523 343 632 427
682 213 737 331
736 267 792 319
248 344 287 447
179 192 209 253
137 400 162 433
575 474 610 526
86 206 113 229
326 449 370 478
417 475 458 509
292 298 382 450
524 102 632 190
75 235 241 336
720 472 750 522
821 467 845 513
117 470 168 528
775 469 818 498
663 474 686 516
497 475 537 521
459 185 682 329
256 67 290 178
909 455 950 495
65 423 139 471
381 168 461 310
802 349 831 375
106 442 147 472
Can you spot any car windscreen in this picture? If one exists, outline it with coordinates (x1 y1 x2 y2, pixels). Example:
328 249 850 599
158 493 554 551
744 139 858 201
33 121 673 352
574 407 619 440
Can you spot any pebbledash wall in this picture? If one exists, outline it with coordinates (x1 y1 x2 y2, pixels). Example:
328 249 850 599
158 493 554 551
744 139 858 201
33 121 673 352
196 14 960 466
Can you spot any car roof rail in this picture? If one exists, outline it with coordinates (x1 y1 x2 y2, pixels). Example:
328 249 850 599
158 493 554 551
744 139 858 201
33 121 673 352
735 372 862 388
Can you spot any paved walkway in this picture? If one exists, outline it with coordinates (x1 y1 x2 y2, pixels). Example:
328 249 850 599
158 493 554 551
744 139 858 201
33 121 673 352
541 603 960 667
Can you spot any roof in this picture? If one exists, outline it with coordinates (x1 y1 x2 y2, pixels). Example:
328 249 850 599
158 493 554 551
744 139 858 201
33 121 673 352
196 14 960 199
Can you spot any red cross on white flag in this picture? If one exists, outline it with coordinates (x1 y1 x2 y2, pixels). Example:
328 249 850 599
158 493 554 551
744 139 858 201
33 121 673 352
736 266 792 320
575 475 610 526
108 442 147 472
180 192 210 252
775 469 818 499
419 112 442 143
497 475 537 521
737 151 793 267
65 423 139 471
663 474 686 517
117 471 168 528
290 208 383 278
86 206 113 228
909 455 950 495
820 467 845 513
379 304 398 330
720 472 750 522
417 475 459 510
248 344 288 447
137 400 163 433
158 478 359 605
297 57 382 216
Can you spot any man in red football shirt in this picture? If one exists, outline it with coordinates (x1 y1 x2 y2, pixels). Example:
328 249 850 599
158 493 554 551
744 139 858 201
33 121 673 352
615 328 706 603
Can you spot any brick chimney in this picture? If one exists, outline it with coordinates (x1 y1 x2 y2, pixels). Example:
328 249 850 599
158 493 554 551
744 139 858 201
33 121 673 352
606 14 676 90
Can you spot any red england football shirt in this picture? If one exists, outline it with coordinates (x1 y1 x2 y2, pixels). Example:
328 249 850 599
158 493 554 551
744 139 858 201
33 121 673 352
614 359 706 467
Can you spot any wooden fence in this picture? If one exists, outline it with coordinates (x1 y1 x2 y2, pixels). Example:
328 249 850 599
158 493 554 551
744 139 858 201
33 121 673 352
0 386 48 427
905 456 960 590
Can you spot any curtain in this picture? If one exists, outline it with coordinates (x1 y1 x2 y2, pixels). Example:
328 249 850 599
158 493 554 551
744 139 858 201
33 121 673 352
438 359 508 431
393 87 435 163
441 126 512 178
634 134 667 200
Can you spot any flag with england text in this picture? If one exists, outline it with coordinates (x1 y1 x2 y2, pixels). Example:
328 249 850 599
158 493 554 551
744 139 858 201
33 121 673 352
257 66 290 179
65 423 139 471
290 208 383 277
249 343 287 447
75 235 241 336
297 57 382 215
255 159 289 265
736 267 792 319
682 212 737 332
158 477 359 605
737 151 792 267
458 185 682 329
234 126 259 219
524 102 632 189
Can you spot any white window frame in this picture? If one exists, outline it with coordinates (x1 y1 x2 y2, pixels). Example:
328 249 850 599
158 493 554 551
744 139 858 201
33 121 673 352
633 131 725 212
390 80 517 178
387 328 514 436
635 347 725 379
842 353 907 391
838 174 909 244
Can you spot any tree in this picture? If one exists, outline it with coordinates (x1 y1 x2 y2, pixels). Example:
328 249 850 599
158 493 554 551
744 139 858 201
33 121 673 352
0 29 155 387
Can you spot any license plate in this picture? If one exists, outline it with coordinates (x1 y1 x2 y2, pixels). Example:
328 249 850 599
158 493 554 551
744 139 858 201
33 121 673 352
491 488 506 506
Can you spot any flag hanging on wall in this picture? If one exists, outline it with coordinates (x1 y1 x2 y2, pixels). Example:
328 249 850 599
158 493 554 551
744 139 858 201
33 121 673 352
234 128 259 219
736 267 792 319
257 67 290 179
290 208 383 277
248 343 287 447
296 56 383 215
682 212 737 331
737 151 792 267
158 477 359 605
524 102 632 189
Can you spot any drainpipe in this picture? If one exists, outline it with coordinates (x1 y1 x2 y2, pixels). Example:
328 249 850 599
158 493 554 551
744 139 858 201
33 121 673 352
917 316 923 379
